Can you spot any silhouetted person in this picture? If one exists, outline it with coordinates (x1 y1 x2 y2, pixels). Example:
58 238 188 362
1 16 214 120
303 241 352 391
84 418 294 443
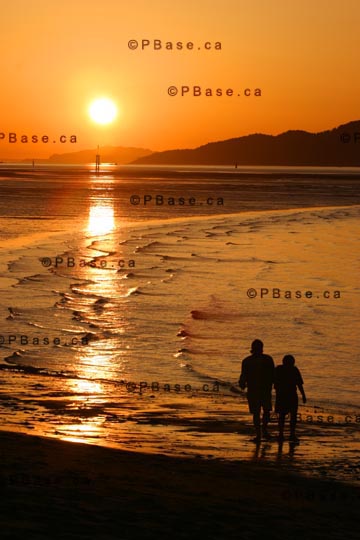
274 354 306 442
239 339 274 442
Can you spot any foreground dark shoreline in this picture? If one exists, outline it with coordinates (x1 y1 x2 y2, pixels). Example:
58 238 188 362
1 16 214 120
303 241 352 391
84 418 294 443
0 431 359 539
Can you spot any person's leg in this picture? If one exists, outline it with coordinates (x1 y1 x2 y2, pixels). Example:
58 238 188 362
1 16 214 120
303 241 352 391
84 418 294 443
262 409 271 439
278 412 285 440
252 408 261 441
289 408 298 440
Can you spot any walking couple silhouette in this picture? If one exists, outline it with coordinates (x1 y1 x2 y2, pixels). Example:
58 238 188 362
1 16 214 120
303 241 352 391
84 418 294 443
239 339 306 443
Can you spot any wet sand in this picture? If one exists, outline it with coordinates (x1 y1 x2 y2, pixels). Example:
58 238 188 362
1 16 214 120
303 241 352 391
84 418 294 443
0 430 359 540
0 382 359 487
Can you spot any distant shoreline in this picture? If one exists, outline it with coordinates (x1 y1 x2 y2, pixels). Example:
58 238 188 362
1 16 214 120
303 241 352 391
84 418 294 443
1 163 360 180
1 120 360 167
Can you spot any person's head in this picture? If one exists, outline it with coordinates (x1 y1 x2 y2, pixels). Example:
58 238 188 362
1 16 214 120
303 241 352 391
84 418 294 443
283 354 295 367
251 339 264 354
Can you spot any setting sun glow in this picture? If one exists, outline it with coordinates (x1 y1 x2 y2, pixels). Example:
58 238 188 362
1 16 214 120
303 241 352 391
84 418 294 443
89 98 117 125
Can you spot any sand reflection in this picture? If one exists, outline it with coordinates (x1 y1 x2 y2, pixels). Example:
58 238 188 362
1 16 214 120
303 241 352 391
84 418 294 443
55 358 110 445
87 201 115 236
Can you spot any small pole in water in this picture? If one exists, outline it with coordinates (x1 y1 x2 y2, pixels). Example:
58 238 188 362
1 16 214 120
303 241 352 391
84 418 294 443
235 162 238 169
32 159 35 169
95 145 100 175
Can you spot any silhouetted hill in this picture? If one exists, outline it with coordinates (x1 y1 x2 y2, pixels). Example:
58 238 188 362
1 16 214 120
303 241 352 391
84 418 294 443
132 121 360 166
22 146 153 164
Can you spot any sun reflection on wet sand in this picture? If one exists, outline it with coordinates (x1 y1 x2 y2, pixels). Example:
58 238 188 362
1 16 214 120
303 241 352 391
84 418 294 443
71 377 105 397
87 201 116 236
54 370 108 445
55 422 104 445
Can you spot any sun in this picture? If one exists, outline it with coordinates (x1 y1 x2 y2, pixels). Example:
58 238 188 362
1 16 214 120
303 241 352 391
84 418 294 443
89 98 117 125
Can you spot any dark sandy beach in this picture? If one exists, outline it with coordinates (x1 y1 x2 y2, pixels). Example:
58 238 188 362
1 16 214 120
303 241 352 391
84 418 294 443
0 431 359 540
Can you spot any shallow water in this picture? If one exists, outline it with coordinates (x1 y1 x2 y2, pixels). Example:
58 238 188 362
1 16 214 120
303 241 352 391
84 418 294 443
0 165 359 483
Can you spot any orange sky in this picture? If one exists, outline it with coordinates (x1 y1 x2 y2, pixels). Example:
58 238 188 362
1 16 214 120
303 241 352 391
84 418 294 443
1 0 360 159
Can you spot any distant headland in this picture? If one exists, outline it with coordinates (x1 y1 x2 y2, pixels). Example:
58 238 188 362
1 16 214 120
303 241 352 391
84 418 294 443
6 120 360 166
131 120 360 167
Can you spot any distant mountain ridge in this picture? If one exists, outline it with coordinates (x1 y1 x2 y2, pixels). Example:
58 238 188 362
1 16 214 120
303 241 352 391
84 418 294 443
21 146 152 164
131 121 360 166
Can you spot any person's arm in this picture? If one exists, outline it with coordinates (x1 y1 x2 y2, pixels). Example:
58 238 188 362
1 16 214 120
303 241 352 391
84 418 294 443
296 367 306 403
239 360 247 389
270 356 275 388
298 383 306 403
273 366 279 391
